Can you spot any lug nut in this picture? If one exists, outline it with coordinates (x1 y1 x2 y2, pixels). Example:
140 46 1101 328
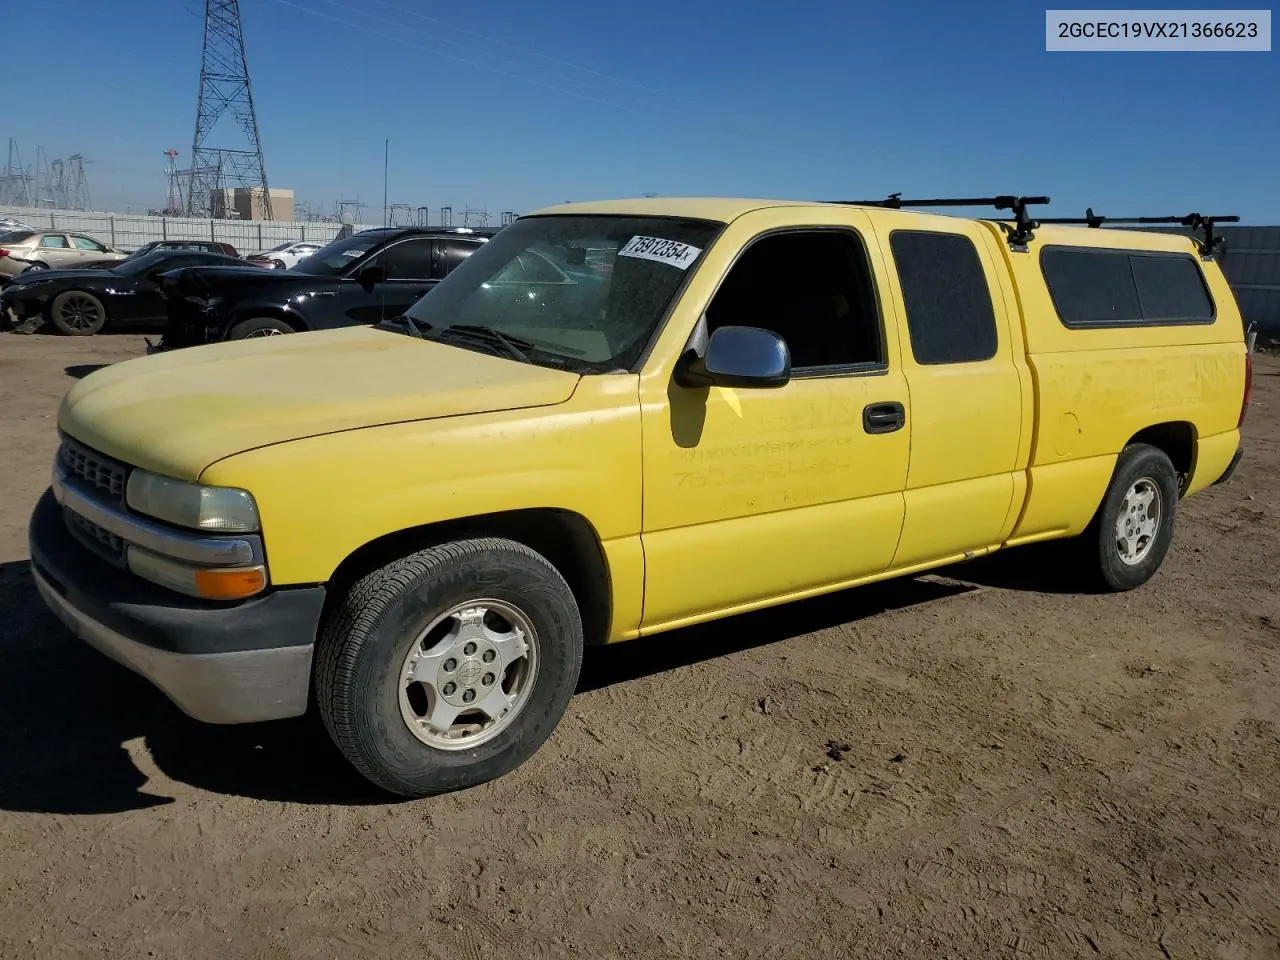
482 650 496 663
443 682 457 696
462 689 476 703
443 658 457 672
482 673 495 686
463 642 477 656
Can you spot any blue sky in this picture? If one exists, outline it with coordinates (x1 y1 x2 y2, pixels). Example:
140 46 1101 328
4 0 1278 222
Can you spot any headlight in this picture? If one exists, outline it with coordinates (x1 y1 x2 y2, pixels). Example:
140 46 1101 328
125 469 260 533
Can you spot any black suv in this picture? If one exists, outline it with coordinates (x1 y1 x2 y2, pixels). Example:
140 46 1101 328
153 226 495 348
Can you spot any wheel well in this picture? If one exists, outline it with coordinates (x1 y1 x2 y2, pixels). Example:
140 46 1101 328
1127 421 1195 493
234 309 304 332
323 509 613 646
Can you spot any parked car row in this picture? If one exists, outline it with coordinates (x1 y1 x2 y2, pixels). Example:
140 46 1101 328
0 249 252 335
0 225 496 340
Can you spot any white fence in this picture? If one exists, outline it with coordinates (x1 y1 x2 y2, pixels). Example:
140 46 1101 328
1 205 381 254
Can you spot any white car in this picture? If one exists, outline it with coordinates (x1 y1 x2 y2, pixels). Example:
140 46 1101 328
246 241 323 270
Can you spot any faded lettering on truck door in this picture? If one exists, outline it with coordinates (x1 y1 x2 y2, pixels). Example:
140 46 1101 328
638 218 911 629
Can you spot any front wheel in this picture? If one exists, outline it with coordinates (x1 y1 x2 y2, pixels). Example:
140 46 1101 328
50 290 107 336
314 537 584 797
228 316 294 339
1083 443 1179 591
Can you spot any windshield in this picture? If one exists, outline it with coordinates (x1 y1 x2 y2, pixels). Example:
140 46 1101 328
289 232 385 276
119 243 158 261
112 250 187 276
267 241 296 252
398 215 720 372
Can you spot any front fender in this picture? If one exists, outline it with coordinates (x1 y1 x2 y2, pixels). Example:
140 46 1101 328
195 374 644 584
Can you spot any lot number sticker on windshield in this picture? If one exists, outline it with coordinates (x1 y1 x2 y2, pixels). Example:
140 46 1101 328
618 235 702 270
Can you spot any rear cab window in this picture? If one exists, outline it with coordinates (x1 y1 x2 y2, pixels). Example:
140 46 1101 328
889 230 999 364
1040 247 1215 327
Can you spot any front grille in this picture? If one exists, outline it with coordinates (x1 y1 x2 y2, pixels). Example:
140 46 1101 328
59 437 130 502
64 508 126 564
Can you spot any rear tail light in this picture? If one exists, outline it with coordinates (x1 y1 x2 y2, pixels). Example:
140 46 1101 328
1239 349 1253 428
0 249 9 258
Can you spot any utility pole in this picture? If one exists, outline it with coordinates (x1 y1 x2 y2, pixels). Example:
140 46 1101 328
383 138 389 227
187 0 271 219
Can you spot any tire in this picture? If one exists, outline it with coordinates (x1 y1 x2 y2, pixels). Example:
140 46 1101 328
49 290 107 336
1081 443 1179 592
271 259 286 270
228 316 294 339
22 261 48 273
315 537 584 798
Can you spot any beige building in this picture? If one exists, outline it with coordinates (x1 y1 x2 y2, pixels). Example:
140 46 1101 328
210 186 295 222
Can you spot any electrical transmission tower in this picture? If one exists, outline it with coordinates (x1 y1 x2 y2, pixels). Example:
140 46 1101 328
0 138 33 207
65 154 92 210
164 150 184 214
336 199 366 223
186 0 271 219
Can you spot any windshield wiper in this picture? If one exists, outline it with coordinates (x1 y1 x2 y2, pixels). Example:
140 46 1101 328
432 324 532 362
377 314 431 338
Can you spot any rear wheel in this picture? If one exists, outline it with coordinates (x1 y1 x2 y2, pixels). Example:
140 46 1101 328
49 290 107 336
314 537 584 798
228 316 294 339
1082 443 1179 591
23 261 49 274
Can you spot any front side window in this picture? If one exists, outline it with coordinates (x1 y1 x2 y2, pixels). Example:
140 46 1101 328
703 229 884 371
378 238 436 279
71 235 106 251
397 215 721 372
889 230 999 365
113 251 183 276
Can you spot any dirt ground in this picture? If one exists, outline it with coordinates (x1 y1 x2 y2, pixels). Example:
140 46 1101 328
1 333 1278 960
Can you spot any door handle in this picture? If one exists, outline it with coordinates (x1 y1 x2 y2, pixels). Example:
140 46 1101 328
862 401 905 434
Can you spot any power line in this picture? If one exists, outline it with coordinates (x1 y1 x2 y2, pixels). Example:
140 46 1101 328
264 0 640 110
263 0 831 164
311 0 694 112
362 0 700 106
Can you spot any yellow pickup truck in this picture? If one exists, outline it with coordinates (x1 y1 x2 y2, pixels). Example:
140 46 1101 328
29 196 1250 798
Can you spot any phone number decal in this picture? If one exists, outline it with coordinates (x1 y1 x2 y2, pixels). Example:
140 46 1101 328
1046 9 1272 50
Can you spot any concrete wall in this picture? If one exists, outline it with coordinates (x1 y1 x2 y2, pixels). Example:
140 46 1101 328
1 204 379 254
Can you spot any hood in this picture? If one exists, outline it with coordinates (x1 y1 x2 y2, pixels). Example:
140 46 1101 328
58 325 582 480
4 268 125 286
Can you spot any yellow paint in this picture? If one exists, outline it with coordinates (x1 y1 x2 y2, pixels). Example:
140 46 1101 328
58 326 579 479
51 197 1248 646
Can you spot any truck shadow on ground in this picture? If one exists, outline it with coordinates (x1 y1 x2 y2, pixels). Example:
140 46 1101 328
64 364 109 379
0 559 980 814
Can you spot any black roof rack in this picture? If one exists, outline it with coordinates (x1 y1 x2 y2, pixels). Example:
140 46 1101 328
824 194 1052 249
1012 209 1241 257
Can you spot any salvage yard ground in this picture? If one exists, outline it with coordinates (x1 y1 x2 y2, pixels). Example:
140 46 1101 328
1 333 1279 959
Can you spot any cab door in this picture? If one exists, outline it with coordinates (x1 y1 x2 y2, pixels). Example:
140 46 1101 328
638 208 911 631
869 212 1028 567
341 237 440 326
